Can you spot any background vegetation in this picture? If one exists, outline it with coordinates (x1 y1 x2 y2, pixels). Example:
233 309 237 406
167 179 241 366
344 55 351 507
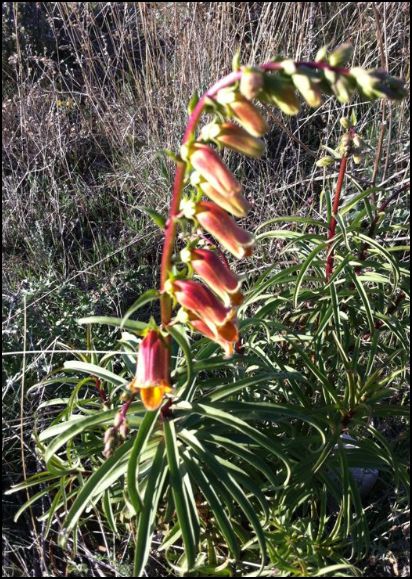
2 2 410 577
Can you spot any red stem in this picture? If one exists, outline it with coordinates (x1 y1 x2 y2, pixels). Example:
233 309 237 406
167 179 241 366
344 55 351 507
114 395 135 432
95 377 109 405
326 155 348 282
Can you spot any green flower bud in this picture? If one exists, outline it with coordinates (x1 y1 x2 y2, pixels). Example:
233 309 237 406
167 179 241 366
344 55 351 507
315 46 328 62
260 74 300 115
340 117 351 130
316 156 335 168
282 59 297 75
292 71 322 107
352 134 364 149
334 76 355 103
329 43 354 67
350 68 406 100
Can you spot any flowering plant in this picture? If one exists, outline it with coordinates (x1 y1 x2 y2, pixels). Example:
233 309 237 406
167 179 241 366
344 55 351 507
8 46 408 577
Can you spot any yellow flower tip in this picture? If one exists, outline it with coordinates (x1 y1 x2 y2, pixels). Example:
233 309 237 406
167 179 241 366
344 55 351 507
140 384 173 411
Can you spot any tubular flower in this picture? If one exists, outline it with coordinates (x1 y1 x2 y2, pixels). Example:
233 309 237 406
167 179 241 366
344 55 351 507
191 173 250 218
216 90 268 137
189 313 239 358
195 201 254 259
183 248 243 307
169 279 234 332
201 122 265 158
186 143 242 197
130 329 172 411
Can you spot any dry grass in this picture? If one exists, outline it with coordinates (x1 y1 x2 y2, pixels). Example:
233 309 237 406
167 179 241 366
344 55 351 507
2 2 410 576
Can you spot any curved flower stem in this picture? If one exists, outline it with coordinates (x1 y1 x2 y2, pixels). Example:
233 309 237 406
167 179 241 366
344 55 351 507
159 60 351 326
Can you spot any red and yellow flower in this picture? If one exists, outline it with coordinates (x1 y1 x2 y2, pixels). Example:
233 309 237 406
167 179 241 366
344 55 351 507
182 247 243 307
130 329 172 411
195 201 254 259
166 278 239 357
185 143 242 197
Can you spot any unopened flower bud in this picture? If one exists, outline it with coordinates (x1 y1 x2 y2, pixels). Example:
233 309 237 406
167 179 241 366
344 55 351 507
118 422 129 439
171 279 235 334
201 122 265 158
281 59 297 75
292 71 322 107
352 134 364 149
103 427 117 458
198 179 250 218
315 46 328 63
240 67 264 100
217 92 268 137
189 248 243 307
316 156 335 168
338 133 353 156
350 68 406 100
113 411 123 429
333 76 354 103
340 117 351 130
329 43 353 67
196 201 254 259
261 74 300 115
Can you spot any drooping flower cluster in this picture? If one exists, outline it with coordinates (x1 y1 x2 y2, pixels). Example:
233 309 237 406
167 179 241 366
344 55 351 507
166 75 267 358
128 48 406 412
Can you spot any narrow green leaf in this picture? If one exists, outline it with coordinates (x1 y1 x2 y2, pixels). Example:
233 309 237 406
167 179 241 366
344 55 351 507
134 442 167 576
127 409 160 515
180 430 267 573
347 270 375 335
182 451 240 559
293 243 326 308
77 316 146 332
103 489 118 534
194 403 291 487
63 439 134 536
256 216 327 233
121 289 159 328
164 420 197 572
136 206 166 230
63 361 128 387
